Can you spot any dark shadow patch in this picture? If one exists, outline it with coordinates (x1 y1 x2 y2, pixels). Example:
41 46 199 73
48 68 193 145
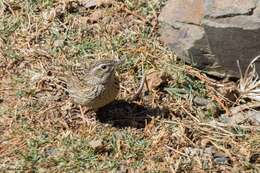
249 153 260 164
96 100 168 129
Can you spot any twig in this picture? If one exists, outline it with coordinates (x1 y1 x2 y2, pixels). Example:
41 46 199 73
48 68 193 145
185 66 223 87
230 101 260 114
148 6 159 37
131 73 147 101
186 66 232 114
181 106 200 123
165 145 189 157
210 89 231 115
3 0 15 16
199 122 235 135
38 104 62 115
120 5 147 23
210 121 260 130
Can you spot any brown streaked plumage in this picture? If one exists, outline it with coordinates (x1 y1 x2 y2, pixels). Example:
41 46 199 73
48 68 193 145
65 59 123 110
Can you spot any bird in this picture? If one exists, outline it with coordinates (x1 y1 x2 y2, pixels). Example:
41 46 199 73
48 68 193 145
64 59 123 111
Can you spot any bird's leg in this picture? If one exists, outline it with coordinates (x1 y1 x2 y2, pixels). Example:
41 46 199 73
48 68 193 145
79 105 88 122
79 105 96 125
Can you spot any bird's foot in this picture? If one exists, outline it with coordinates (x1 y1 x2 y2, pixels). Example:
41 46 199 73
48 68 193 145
79 105 96 125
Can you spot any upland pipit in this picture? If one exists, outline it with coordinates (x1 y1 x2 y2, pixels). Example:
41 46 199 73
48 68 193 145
64 59 123 111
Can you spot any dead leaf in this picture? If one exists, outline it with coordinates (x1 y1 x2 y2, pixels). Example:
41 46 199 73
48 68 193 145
89 139 104 150
145 69 166 91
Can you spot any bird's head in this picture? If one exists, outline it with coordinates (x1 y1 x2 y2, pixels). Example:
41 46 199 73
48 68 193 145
88 59 123 84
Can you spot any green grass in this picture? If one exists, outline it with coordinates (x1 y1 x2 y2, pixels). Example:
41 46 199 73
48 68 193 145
0 0 259 172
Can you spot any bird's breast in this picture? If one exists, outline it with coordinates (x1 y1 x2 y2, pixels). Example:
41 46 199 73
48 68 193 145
89 77 120 109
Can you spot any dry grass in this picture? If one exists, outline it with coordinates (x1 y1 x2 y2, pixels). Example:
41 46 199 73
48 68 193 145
238 55 260 102
0 0 259 172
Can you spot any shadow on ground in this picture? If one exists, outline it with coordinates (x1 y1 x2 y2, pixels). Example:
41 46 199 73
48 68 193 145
95 100 168 128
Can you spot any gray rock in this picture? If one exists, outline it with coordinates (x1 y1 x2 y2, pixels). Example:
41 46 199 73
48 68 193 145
193 96 211 106
82 0 98 9
159 0 260 77
213 154 231 165
159 0 204 25
248 110 260 125
221 110 260 125
204 0 257 18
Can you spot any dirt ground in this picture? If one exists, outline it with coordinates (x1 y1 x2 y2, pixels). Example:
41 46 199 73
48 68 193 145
0 0 259 172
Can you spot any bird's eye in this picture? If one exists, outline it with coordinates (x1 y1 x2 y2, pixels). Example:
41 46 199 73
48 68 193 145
100 65 108 70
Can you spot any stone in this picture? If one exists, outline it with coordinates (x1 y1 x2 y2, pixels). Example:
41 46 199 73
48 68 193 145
159 0 204 25
159 0 260 77
213 154 231 165
204 0 257 18
82 0 114 9
221 110 260 126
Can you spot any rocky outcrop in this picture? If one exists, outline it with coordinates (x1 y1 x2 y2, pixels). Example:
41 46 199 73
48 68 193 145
159 0 260 77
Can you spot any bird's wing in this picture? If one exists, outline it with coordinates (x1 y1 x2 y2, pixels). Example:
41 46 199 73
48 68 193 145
56 63 105 105
66 76 104 105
